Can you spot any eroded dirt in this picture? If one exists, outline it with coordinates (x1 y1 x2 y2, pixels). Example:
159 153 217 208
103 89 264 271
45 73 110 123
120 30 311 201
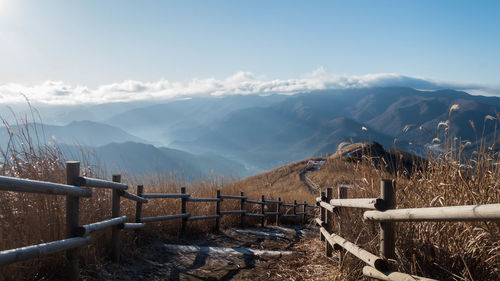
81 225 338 281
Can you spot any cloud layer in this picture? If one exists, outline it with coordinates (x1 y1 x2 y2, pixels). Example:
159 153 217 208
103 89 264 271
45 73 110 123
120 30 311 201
0 68 498 105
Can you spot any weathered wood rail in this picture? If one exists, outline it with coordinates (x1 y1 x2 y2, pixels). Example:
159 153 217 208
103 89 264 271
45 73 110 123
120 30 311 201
315 179 500 281
0 161 317 280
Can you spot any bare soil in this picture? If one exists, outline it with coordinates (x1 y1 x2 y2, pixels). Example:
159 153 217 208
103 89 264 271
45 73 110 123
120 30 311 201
80 225 339 281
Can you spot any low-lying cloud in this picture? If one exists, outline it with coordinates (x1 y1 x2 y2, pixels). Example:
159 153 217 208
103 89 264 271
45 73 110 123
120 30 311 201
0 68 498 105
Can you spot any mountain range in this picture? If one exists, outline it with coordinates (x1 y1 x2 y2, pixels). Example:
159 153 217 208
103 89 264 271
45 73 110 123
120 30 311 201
2 87 498 177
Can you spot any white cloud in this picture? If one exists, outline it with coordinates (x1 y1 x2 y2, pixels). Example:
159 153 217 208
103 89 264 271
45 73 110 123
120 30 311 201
0 68 498 105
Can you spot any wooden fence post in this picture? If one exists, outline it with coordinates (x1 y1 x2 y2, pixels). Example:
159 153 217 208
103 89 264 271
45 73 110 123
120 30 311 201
320 190 326 241
336 185 348 262
293 200 297 224
302 201 306 224
111 174 121 262
261 195 265 227
380 179 396 259
325 187 334 257
135 185 144 243
276 197 281 226
66 161 80 281
181 187 187 236
336 186 348 235
215 189 221 231
240 191 245 227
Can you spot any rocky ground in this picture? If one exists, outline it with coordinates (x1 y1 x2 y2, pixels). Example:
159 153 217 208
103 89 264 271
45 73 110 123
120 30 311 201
81 225 339 281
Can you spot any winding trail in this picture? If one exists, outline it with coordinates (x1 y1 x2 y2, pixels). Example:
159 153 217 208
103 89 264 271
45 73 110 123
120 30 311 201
299 159 325 194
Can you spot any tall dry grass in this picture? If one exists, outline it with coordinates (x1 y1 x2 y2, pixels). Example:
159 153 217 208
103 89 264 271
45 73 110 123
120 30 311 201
0 109 314 280
309 105 500 280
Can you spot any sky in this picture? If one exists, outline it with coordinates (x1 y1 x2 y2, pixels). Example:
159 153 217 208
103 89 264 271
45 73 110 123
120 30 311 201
0 0 499 104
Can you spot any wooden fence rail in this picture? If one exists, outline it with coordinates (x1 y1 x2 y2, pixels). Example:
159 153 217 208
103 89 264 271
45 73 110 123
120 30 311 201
120 223 146 229
75 216 128 236
363 266 438 281
76 176 128 190
118 190 148 203
0 175 92 197
0 161 317 280
364 203 500 222
0 237 93 266
315 179 500 281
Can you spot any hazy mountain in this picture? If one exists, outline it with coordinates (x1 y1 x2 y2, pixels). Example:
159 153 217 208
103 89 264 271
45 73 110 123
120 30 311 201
362 89 500 147
0 120 147 147
0 101 155 125
172 100 394 170
60 141 247 180
157 147 246 179
167 88 499 171
5 87 498 177
106 95 288 145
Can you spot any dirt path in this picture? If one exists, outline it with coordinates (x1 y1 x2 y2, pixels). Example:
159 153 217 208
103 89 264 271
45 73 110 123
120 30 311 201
299 160 325 194
82 225 338 280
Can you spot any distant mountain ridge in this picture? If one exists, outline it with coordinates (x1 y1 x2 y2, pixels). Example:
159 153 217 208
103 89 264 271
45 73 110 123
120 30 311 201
0 120 147 147
60 141 247 180
163 87 499 170
3 87 498 177
55 87 498 174
106 95 288 145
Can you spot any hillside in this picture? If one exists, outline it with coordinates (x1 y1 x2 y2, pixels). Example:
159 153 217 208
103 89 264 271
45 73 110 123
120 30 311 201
224 159 315 201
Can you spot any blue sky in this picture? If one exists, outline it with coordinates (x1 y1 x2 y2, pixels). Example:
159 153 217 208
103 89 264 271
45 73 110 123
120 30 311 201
0 0 499 103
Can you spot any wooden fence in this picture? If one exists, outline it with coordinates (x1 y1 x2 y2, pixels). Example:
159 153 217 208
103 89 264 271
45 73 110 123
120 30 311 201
315 179 500 281
0 161 317 280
